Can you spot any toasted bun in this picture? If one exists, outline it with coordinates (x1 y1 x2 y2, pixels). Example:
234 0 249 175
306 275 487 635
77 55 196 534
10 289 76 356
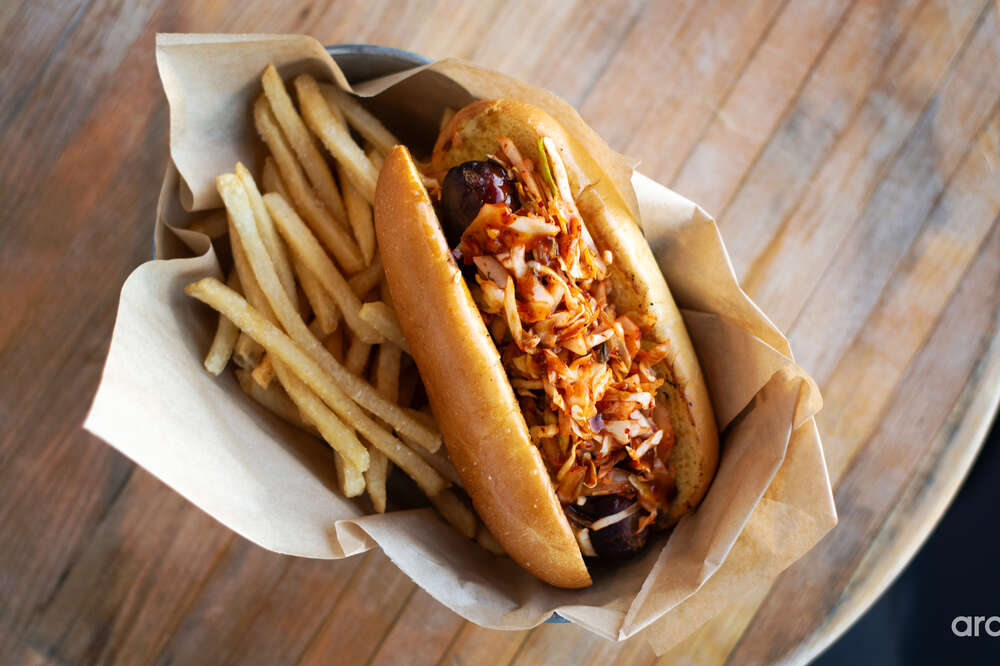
433 100 718 525
375 145 591 588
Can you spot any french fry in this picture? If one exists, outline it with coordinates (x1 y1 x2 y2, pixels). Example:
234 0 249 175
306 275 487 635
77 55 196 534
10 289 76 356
334 451 367 498
236 368 316 436
261 65 349 225
273 356 370 471
317 83 347 126
219 175 369 470
374 343 402 402
323 327 344 362
320 82 401 157
347 257 383 297
476 525 506 556
261 156 290 199
231 226 269 370
336 161 376 265
203 270 242 375
359 301 410 353
430 489 477 540
365 143 384 172
366 342 401 513
219 188 440 452
253 96 364 273
293 254 340 336
295 75 378 203
251 354 274 388
345 335 372 376
364 449 389 512
263 192 383 344
233 332 264 369
234 162 296 300
188 210 229 239
184 278 446 493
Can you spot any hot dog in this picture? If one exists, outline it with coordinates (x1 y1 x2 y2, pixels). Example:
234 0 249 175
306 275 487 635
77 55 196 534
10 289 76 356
373 99 718 588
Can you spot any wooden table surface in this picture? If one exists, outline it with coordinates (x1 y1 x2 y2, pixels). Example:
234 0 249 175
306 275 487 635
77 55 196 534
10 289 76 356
3 1 998 664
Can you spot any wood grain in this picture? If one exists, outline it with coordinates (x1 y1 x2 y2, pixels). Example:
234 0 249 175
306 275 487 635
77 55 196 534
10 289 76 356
1 0 997 664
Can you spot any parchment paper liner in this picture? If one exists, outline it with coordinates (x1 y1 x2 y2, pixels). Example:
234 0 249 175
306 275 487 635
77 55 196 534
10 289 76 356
85 34 836 653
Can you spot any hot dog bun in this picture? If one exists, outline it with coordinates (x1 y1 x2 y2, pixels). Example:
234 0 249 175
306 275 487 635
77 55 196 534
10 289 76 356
375 145 591 588
433 100 718 527
374 100 718 588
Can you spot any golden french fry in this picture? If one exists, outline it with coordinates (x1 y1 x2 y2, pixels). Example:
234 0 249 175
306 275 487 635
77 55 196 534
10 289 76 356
188 210 229 239
365 143 384 171
365 342 401 512
364 448 389 512
295 75 378 203
336 161 377 265
374 343 401 403
317 83 347 126
320 82 400 157
263 192 384 344
347 257 383 297
212 195 438 453
430 489 477 540
261 156 291 200
476 525 506 556
273 356 369 471
236 368 316 436
234 162 296 300
251 354 275 388
345 335 372 376
359 301 410 353
323 327 344 362
404 406 436 430
219 175 368 470
335 451 367 497
231 220 269 370
253 96 364 273
403 429 463 487
184 278 446 492
293 255 340 336
203 270 242 375
233 332 264 369
261 65 349 225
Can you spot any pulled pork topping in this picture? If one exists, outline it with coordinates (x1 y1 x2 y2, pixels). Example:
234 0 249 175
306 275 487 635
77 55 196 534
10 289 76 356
444 138 677 534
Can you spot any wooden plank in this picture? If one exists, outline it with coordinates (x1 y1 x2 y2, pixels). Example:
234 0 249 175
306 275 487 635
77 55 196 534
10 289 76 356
220 554 368 665
818 105 1000 481
0 0 88 120
28 470 233 665
744 0 996 332
786 3 998 383
510 623 656 666
437 624 532 666
0 0 162 231
367 589 465 666
715 0 928 276
670 0 852 214
656 583 772 665
149 540 291 666
577 0 786 183
657 94 999 666
152 540 365 666
0 10 171 648
726 202 1000 664
798 292 1000 663
296 551 415 665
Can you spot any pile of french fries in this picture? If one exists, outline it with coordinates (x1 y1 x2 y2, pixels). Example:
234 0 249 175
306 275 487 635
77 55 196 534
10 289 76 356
185 65 501 553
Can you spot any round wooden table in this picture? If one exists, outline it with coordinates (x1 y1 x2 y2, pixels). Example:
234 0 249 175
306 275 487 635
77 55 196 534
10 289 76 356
2 1 998 664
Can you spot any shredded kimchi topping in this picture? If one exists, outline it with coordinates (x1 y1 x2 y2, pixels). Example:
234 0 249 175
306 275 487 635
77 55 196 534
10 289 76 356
447 138 677 532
